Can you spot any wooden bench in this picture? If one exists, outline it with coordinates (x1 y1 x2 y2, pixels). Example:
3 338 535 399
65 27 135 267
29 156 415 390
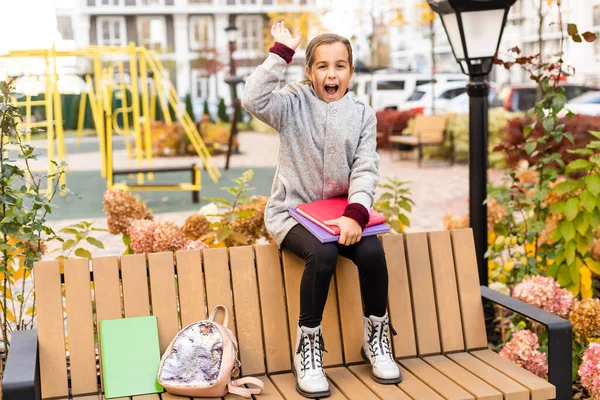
3 229 572 400
388 115 454 167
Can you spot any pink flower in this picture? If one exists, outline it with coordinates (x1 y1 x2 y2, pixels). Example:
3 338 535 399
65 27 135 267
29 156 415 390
183 239 209 251
128 220 155 254
127 220 186 254
499 330 548 378
579 342 600 398
512 275 575 318
152 221 187 253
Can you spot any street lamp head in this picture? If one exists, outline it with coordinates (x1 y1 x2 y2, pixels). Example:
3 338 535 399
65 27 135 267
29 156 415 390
427 0 516 77
225 24 238 44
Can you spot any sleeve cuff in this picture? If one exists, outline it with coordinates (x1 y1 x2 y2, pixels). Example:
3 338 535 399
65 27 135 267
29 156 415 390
269 42 295 64
343 203 370 229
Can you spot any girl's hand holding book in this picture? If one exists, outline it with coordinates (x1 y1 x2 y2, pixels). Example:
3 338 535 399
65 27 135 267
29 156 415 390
271 22 302 51
324 216 362 246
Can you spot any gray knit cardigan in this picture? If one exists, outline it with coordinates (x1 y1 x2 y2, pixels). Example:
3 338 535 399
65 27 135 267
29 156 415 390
241 53 380 246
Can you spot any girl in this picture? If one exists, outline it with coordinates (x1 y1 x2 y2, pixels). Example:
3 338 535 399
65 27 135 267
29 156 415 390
241 23 401 398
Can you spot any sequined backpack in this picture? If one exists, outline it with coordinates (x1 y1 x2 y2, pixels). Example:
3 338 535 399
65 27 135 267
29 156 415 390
157 305 264 398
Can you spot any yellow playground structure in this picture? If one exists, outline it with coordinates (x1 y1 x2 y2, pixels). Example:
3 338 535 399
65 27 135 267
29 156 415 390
0 43 221 202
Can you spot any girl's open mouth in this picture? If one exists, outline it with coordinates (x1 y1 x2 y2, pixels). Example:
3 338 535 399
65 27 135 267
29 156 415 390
324 84 339 97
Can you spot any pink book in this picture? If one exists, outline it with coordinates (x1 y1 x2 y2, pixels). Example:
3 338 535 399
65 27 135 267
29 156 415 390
296 197 386 235
289 209 390 243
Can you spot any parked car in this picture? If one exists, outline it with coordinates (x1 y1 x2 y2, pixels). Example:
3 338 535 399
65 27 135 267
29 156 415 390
351 72 467 111
444 87 504 115
398 82 470 115
497 83 599 112
562 90 600 116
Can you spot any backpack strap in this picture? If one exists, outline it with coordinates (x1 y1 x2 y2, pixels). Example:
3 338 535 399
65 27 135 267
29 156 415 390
208 304 229 328
228 377 264 398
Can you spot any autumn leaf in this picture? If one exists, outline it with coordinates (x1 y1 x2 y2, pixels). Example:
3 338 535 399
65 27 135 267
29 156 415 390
567 23 578 36
582 31 598 42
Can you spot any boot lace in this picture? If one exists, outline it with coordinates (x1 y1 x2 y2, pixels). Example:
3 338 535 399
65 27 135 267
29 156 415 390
367 318 396 359
296 330 328 372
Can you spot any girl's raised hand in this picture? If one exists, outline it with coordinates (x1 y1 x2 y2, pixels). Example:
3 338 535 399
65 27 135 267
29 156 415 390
271 22 302 51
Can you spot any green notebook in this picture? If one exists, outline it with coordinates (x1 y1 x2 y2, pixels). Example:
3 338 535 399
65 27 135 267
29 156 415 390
99 316 164 399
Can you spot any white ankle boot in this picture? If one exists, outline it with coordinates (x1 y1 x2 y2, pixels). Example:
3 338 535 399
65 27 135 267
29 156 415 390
293 325 330 398
362 313 402 384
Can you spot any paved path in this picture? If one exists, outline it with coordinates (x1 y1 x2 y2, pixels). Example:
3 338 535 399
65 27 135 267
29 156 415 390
41 132 504 257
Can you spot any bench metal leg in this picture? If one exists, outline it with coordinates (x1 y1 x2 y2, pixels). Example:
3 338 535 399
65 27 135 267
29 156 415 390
418 144 423 168
191 165 200 204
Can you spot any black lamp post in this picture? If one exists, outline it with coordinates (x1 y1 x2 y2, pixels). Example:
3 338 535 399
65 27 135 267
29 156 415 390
224 19 244 170
427 0 515 287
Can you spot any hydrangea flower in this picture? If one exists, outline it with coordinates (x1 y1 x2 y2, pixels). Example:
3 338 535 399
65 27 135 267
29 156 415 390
569 298 600 339
499 330 548 378
103 189 153 235
512 275 575 318
579 342 600 399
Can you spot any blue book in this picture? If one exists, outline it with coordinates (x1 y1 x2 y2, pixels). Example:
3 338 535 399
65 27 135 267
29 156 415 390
289 208 391 243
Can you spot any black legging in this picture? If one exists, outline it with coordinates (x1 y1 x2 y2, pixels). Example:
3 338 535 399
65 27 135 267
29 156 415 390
281 224 389 328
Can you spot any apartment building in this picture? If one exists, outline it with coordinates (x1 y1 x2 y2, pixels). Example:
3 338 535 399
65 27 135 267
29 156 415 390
388 0 600 85
55 0 317 103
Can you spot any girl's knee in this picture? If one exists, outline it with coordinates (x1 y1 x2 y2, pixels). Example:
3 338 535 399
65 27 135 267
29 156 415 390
306 244 338 275
356 240 387 269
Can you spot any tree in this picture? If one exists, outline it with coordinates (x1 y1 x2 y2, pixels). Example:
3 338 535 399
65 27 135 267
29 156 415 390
203 100 213 123
218 98 229 123
184 93 195 123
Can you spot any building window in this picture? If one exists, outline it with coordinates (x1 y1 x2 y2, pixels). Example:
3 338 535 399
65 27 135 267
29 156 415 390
99 0 123 5
594 5 600 27
190 16 214 50
97 17 127 46
192 70 210 99
238 16 262 52
137 16 167 50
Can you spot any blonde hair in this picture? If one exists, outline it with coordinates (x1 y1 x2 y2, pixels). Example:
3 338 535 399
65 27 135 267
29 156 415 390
302 33 353 85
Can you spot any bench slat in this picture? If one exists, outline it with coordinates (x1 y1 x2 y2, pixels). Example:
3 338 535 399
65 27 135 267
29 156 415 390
428 231 465 353
148 252 180 354
63 258 98 396
175 250 207 325
396 365 445 400
424 355 503 399
381 234 417 359
404 233 441 356
400 358 474 399
270 373 347 400
255 244 291 374
34 260 69 399
92 256 123 392
325 367 379 400
121 254 151 317
335 257 364 365
450 229 488 350
255 375 285 400
203 248 237 335
470 350 556 400
447 353 529 400
270 374 316 400
162 392 191 400
92 257 123 323
348 365 412 400
281 250 343 368
230 246 266 376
